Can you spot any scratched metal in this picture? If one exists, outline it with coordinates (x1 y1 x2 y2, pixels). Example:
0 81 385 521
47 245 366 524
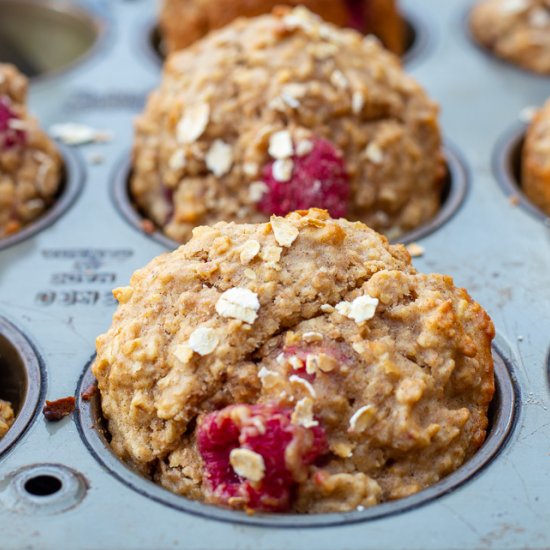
0 0 548 549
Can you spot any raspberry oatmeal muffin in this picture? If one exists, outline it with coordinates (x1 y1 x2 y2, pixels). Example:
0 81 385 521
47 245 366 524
0 399 14 439
523 98 550 216
133 7 444 244
470 0 550 74
93 209 495 514
160 0 406 55
0 64 63 239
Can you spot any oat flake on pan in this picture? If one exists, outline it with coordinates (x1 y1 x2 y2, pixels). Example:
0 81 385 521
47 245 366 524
93 209 495 514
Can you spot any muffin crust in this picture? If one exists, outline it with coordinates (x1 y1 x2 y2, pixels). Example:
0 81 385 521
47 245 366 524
0 399 14 439
93 209 495 513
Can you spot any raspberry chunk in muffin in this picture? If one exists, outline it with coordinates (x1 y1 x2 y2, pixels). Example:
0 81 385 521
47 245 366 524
198 403 327 512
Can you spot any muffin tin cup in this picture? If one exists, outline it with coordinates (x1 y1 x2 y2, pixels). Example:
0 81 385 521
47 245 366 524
111 143 468 249
0 0 105 81
0 316 44 457
0 143 85 252
75 346 517 528
493 122 550 224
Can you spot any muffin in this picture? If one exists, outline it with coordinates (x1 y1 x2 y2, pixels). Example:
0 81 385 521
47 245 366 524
159 0 406 56
470 0 550 74
93 209 495 513
0 399 14 439
0 64 63 239
132 7 445 244
523 98 550 215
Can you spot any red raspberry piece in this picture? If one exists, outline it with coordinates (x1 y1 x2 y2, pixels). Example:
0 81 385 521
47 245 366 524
344 0 368 32
0 97 26 149
197 403 327 512
258 138 349 218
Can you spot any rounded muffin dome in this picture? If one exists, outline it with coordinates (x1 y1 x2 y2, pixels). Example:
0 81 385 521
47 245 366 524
132 7 445 244
159 0 405 55
470 0 550 74
0 64 62 238
93 209 495 514
523 98 550 216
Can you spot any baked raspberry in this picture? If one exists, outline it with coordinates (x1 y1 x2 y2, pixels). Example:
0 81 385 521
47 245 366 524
0 97 26 149
197 403 327 512
344 0 368 32
258 138 349 218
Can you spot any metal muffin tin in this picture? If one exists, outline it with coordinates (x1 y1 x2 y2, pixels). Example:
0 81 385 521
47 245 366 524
0 0 549 548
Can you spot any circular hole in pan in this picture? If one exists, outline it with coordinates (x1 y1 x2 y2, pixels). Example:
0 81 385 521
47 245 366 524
0 316 43 457
0 464 88 514
112 143 468 250
0 0 103 80
76 346 516 528
0 142 84 252
142 10 428 69
493 123 550 224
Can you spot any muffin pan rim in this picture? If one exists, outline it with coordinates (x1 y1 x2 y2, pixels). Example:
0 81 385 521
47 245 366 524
75 345 517 529
0 315 45 458
0 0 109 83
111 141 468 250
0 142 85 252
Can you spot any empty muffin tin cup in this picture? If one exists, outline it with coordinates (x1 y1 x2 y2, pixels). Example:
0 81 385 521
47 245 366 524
0 316 43 457
493 123 550 224
0 0 103 80
76 346 516 528
112 143 468 249
142 9 429 69
0 143 84 252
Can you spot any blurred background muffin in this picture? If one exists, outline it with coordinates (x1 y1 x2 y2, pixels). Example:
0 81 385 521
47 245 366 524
470 0 550 74
160 0 406 55
0 63 62 239
132 7 445 244
523 98 550 215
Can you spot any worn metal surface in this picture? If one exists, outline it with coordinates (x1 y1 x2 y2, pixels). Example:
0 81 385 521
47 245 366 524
0 0 549 548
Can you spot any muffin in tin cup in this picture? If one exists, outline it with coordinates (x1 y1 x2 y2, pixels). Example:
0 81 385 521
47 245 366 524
132 7 445 244
523 98 550 216
470 0 550 74
93 209 495 514
0 64 63 239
